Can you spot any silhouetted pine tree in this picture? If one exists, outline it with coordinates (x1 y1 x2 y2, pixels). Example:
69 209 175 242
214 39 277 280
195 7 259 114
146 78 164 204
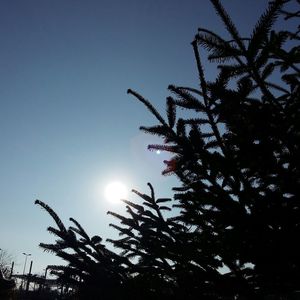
126 0 300 298
107 183 220 300
35 200 129 299
36 0 300 299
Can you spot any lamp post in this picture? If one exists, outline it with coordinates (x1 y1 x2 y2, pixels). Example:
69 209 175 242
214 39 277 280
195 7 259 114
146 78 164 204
44 267 48 280
21 253 31 289
42 267 48 291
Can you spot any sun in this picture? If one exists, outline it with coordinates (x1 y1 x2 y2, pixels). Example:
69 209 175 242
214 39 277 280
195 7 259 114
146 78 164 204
105 181 128 203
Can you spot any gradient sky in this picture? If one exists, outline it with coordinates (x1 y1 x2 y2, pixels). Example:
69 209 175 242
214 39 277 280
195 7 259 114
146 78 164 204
0 0 291 275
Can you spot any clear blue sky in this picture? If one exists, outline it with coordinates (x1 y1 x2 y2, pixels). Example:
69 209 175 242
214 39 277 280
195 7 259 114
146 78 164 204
0 0 289 275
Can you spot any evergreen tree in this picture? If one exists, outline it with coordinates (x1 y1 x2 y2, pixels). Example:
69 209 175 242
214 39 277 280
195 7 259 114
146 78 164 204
36 0 300 299
35 200 128 299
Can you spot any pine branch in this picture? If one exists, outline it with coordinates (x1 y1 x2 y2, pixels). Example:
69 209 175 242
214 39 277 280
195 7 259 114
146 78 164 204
210 0 246 52
35 200 67 234
248 0 287 58
127 89 168 126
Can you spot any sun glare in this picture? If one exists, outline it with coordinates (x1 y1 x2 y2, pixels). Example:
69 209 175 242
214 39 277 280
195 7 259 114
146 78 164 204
105 181 128 203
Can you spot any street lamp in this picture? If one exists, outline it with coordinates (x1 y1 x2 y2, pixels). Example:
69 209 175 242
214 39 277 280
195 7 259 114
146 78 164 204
22 253 31 289
22 253 31 276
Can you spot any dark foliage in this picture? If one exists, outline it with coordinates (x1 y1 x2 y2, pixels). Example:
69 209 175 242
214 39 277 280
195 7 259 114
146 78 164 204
34 200 129 299
36 0 300 299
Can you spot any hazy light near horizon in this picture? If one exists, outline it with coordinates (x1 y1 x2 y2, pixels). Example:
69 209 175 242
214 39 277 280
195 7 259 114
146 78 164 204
104 181 128 203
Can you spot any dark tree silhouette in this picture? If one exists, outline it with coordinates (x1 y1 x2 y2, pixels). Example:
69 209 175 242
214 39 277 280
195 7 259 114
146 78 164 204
0 249 13 278
36 0 300 299
0 250 15 299
34 200 130 299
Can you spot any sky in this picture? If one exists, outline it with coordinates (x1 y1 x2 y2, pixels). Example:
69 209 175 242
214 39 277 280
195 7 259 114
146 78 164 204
0 0 292 276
